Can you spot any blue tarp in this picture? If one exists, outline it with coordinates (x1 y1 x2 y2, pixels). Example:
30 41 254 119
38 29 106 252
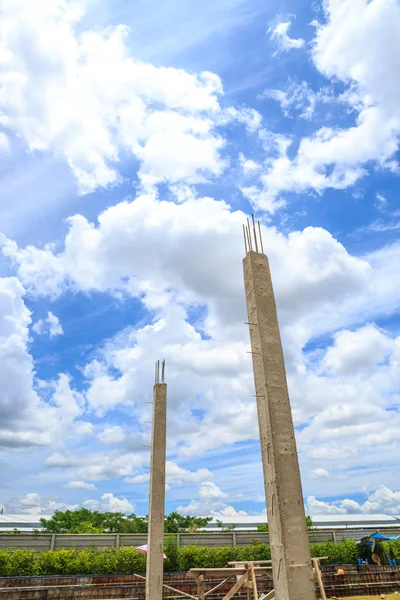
370 532 399 541
357 531 400 543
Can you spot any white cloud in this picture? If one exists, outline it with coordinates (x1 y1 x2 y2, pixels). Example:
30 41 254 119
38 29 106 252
238 153 261 175
166 462 212 486
5 493 78 515
32 311 63 337
0 0 269 194
376 192 388 211
198 481 227 499
84 493 134 513
178 481 248 517
97 426 127 445
323 324 394 375
216 506 248 517
77 452 145 481
125 461 211 488
2 193 399 472
310 469 329 479
307 486 400 516
0 278 84 449
5 491 134 515
126 473 150 485
0 132 9 153
257 0 400 204
269 19 305 54
64 481 97 491
262 81 334 120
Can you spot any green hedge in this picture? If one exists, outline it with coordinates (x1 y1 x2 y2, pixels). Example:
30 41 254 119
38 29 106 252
0 539 397 577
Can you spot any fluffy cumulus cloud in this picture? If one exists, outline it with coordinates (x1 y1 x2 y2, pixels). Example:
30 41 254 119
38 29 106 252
178 481 248 516
84 493 134 513
125 461 211 489
310 469 329 479
0 0 267 195
0 278 85 449
307 486 400 516
4 492 78 515
1 192 399 471
64 481 97 491
251 0 400 208
0 0 399 517
3 491 134 514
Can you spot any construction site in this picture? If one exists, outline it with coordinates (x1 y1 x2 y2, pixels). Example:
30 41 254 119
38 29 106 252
0 220 398 600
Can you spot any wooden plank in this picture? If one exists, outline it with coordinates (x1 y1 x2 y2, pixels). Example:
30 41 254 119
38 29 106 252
197 575 205 600
227 560 272 565
134 573 198 600
189 567 272 576
189 568 246 576
220 572 248 600
250 565 258 600
260 590 275 600
204 578 230 597
312 558 327 600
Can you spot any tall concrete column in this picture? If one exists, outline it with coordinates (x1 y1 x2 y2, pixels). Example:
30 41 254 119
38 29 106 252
243 222 316 600
146 360 167 600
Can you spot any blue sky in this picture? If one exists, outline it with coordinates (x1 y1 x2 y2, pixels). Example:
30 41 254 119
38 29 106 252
0 0 399 518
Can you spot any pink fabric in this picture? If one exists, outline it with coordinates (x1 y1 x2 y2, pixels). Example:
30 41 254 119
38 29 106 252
135 544 167 559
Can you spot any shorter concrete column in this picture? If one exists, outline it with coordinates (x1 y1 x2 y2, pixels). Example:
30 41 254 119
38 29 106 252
146 361 167 600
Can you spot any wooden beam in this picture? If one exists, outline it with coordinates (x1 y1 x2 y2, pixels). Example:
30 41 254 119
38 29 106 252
227 560 272 565
220 572 248 600
250 565 258 600
261 590 275 600
163 582 198 600
196 574 205 600
189 568 246 576
188 567 272 578
134 573 198 600
312 558 327 600
204 578 230 597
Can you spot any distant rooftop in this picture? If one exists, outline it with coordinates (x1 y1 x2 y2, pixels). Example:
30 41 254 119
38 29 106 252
0 513 399 532
206 513 400 530
0 514 52 531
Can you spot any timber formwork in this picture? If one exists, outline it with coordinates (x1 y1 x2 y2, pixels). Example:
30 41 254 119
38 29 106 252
1 565 400 599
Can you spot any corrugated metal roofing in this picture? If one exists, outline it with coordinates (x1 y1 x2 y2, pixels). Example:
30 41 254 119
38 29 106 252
0 513 399 532
0 514 52 530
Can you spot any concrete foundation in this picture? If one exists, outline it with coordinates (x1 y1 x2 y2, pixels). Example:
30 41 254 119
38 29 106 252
243 249 316 600
145 375 167 600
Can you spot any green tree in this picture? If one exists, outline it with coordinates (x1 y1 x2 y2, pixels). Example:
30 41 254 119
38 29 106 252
257 515 313 533
216 520 237 532
164 512 212 533
306 515 313 530
40 509 210 534
40 509 148 534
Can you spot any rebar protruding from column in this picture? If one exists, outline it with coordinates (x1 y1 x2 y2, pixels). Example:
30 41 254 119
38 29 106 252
243 214 264 255
155 359 166 384
146 363 167 600
242 249 316 600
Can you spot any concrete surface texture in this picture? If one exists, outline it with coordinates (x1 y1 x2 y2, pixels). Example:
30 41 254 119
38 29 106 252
243 249 316 600
145 382 167 600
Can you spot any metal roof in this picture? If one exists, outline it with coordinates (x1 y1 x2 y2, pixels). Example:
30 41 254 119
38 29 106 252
205 514 400 530
0 514 52 531
0 513 399 532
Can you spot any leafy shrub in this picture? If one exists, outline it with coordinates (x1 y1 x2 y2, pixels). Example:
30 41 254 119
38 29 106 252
0 538 397 577
164 537 179 572
310 540 358 564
